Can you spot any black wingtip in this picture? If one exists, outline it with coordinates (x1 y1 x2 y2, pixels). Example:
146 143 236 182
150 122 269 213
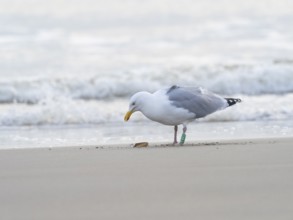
225 98 242 107
167 85 180 94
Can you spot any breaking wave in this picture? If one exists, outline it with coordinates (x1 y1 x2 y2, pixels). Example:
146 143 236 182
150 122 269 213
0 93 293 126
0 63 292 104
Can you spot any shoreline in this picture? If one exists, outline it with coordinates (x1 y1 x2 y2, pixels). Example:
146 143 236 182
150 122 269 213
1 120 293 150
0 136 291 151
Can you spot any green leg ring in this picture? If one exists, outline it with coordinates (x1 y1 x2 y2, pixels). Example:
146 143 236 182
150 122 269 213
180 133 186 145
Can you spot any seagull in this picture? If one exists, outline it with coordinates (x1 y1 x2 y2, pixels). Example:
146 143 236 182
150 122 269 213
124 85 241 145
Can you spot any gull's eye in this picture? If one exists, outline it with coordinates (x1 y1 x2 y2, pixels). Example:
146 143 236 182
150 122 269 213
132 102 136 106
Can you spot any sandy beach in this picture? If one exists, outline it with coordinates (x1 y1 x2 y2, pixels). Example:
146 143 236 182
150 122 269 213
0 137 292 220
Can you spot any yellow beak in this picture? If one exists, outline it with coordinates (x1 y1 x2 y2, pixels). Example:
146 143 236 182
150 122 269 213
124 110 133 121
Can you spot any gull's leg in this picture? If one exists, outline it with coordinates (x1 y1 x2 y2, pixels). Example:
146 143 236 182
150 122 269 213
173 125 178 145
180 125 187 145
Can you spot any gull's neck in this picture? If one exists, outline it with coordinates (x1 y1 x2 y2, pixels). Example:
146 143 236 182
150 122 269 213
138 91 166 122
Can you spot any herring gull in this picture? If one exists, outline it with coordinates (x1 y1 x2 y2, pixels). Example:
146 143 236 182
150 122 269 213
124 85 241 145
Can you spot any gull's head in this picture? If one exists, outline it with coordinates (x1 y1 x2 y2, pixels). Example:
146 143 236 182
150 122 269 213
124 91 150 121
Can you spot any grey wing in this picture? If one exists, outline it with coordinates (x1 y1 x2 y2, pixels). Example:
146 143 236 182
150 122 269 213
167 85 227 118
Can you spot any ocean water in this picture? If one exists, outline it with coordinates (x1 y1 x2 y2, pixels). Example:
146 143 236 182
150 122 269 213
0 0 293 148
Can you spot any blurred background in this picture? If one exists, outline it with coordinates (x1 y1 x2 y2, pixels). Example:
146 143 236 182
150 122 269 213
0 0 293 147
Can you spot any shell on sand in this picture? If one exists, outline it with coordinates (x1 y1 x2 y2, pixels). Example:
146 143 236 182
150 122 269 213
133 142 149 148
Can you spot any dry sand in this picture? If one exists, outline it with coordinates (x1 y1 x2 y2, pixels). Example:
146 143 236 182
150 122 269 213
0 137 292 220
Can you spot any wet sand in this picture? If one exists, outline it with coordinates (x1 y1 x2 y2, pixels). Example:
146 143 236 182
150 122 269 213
0 137 292 220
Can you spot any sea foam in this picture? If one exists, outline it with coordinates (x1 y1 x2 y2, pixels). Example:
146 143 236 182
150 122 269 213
1 94 293 126
0 63 292 104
